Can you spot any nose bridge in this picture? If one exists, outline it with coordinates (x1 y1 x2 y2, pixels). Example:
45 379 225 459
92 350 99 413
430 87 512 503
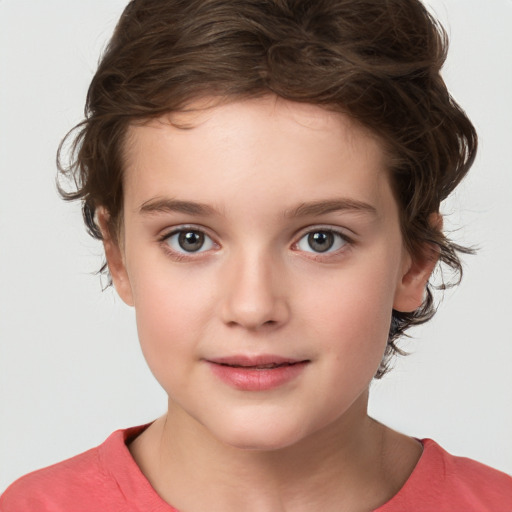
220 244 289 329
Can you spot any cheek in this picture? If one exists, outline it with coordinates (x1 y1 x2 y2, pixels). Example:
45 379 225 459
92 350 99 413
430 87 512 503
297 259 397 361
129 265 216 379
297 270 395 420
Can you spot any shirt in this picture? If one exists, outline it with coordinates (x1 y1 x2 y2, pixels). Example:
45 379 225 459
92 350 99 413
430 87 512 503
1 425 511 511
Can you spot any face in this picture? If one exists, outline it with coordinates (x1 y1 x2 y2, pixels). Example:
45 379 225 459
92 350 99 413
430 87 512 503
104 96 430 450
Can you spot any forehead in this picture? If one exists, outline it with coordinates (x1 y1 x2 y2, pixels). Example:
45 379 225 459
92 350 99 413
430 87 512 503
122 96 394 215
126 95 385 157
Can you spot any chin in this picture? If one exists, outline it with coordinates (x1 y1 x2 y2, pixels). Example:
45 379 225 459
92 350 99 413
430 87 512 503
207 416 314 452
222 432 301 452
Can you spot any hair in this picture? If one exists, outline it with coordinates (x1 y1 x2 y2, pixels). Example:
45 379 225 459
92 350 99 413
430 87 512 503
58 0 477 378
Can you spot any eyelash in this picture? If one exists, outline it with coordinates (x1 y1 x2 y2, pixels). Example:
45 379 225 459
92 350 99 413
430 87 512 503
158 226 217 262
292 227 353 260
158 225 353 261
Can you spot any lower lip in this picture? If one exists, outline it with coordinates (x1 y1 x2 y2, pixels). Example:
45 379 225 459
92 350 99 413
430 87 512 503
207 361 308 391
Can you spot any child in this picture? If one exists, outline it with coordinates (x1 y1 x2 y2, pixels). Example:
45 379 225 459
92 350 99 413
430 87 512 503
1 0 511 510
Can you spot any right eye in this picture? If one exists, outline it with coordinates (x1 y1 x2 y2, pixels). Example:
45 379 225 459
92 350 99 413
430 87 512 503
164 229 215 253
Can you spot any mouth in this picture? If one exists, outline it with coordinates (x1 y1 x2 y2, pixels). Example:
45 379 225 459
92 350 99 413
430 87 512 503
218 362 298 369
208 355 309 369
206 355 310 391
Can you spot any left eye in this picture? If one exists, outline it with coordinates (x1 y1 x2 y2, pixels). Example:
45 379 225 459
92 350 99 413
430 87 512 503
165 229 215 253
296 230 347 253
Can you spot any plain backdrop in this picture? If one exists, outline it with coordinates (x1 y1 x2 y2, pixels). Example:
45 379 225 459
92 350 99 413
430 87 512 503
1 0 511 493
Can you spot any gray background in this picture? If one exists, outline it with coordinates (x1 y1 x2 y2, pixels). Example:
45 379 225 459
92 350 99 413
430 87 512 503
1 0 511 492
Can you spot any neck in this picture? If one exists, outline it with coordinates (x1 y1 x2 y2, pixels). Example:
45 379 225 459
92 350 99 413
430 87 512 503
129 391 421 512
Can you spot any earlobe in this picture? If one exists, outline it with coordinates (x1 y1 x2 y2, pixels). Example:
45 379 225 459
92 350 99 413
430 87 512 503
96 208 134 307
393 214 442 313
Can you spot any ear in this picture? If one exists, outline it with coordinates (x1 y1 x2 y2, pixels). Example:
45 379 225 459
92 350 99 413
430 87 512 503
393 214 442 313
96 207 134 307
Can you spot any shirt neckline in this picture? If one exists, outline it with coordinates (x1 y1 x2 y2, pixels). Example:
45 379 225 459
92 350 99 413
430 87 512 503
99 425 439 512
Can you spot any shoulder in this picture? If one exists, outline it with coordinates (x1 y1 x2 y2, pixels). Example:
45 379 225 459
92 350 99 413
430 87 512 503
430 440 512 508
0 427 150 512
0 445 107 511
378 439 512 512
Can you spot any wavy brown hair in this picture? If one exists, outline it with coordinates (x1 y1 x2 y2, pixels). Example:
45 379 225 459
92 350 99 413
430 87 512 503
58 0 477 378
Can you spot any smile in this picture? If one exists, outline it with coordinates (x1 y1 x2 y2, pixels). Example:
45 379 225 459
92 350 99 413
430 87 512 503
219 362 299 369
206 356 310 391
223 363 297 370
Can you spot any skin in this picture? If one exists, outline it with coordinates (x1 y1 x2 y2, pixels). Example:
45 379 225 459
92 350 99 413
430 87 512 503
99 96 436 512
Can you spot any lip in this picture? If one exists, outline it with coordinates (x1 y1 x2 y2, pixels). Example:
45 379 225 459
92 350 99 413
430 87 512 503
206 355 310 391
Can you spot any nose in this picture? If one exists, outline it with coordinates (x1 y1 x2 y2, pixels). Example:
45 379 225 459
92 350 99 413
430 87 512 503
219 249 290 330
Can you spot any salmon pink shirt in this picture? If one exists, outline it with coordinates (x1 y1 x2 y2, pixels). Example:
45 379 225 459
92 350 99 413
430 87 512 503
1 425 511 511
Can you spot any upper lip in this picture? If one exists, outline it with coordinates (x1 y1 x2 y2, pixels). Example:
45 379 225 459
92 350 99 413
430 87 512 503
206 355 309 367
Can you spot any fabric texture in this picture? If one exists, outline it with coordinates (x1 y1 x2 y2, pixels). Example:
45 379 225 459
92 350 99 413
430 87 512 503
1 425 511 512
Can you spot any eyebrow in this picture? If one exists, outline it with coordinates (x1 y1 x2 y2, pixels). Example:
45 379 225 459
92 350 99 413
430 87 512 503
285 199 377 218
138 197 377 218
139 198 217 216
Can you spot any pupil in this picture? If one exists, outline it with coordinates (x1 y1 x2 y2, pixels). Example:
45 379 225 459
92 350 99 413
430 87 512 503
308 231 334 253
178 231 204 252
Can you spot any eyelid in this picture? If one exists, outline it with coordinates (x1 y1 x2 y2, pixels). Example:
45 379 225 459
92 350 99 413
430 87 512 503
158 224 220 257
158 223 216 239
293 225 354 243
292 225 354 255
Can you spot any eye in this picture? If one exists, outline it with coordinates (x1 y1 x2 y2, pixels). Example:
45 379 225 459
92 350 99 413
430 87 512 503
296 230 348 254
164 229 215 253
